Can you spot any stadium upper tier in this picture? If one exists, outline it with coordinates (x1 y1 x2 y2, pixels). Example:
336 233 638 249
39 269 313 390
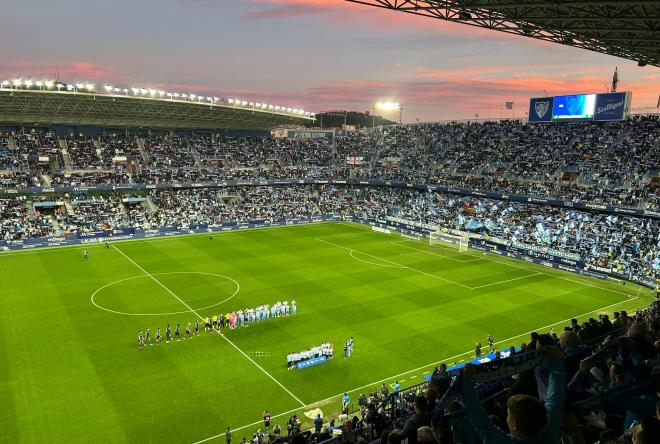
1 115 657 209
0 87 314 130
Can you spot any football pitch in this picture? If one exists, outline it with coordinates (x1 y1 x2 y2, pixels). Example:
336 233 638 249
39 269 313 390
0 222 652 443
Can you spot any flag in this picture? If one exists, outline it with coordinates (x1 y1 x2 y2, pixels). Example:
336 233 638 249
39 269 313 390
505 101 514 109
657 94 660 108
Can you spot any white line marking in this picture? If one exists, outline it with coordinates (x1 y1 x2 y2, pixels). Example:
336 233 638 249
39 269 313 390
0 221 334 257
390 241 483 263
316 232 374 240
316 237 474 289
349 250 404 268
193 294 639 443
90 271 240 316
470 272 543 289
111 245 306 407
400 235 639 299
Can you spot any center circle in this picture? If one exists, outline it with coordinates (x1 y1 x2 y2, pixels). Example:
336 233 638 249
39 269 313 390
91 272 240 316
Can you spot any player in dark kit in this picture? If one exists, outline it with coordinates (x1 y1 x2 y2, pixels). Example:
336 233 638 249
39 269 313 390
155 328 161 343
263 411 271 429
166 324 172 342
175 323 181 340
487 335 494 353
83 250 88 260
194 320 200 336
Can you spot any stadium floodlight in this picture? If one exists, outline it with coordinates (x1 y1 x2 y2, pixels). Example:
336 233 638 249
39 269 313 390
241 101 247 106
158 90 165 96
375 101 401 111
13 79 22 87
86 83 95 91
228 98 234 104
35 81 43 87
181 93 188 98
190 94 196 100
131 87 139 95
45 80 54 89
75 83 84 89
374 100 403 124
56 83 64 91
113 87 121 93
104 85 113 92
213 97 219 102
148 89 157 96
140 88 148 96
1 80 10 87
67 84 75 91
173 92 179 98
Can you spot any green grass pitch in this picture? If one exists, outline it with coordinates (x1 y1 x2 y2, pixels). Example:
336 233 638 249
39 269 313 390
0 222 652 443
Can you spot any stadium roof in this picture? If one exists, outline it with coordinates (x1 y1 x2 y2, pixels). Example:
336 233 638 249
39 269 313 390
0 89 314 131
346 1 660 67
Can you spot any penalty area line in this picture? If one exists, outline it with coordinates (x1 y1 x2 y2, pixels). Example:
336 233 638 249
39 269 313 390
110 245 306 408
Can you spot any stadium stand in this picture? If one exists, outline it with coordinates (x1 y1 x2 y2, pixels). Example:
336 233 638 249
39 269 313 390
0 114 658 443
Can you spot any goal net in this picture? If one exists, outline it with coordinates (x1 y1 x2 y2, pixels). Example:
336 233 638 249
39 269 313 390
429 231 469 252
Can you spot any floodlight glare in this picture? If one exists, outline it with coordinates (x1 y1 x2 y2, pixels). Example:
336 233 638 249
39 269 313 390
45 80 54 88
104 85 113 92
375 101 401 111
13 79 22 87
35 81 43 87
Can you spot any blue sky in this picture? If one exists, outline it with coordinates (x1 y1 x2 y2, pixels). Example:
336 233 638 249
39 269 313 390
1 0 657 121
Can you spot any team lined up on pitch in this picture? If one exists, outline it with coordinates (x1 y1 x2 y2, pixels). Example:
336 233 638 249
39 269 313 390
136 300 296 349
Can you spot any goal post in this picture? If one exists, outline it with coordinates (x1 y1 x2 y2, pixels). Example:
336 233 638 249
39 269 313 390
429 231 470 252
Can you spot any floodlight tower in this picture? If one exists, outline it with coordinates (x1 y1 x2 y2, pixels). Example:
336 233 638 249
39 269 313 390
374 101 403 126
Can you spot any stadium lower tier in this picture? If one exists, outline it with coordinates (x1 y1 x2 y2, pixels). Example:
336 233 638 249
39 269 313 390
1 185 658 286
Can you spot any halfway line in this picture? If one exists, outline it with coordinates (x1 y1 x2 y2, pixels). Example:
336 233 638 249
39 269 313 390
110 244 306 407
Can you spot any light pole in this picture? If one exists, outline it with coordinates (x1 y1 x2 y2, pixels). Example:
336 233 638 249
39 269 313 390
374 101 402 126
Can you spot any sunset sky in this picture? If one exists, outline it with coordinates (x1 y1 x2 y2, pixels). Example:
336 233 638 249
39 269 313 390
1 0 657 122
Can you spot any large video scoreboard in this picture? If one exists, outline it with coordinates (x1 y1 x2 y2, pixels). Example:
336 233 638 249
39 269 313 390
529 92 631 123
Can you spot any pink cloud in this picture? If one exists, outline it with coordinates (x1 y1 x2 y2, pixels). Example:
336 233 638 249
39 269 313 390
0 61 127 83
244 0 499 39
